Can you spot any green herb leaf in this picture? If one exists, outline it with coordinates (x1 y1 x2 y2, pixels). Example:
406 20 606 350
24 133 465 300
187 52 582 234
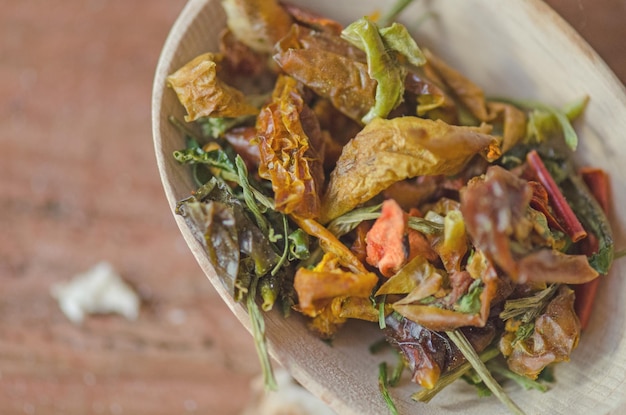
379 0 416 27
412 347 500 403
378 362 400 415
173 147 239 182
288 229 310 261
500 284 559 322
446 330 527 415
197 115 254 139
247 276 277 391
455 279 483 314
561 174 614 274
487 360 549 392
235 155 270 234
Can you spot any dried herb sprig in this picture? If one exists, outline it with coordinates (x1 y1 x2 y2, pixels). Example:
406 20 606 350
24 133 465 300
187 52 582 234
446 330 527 415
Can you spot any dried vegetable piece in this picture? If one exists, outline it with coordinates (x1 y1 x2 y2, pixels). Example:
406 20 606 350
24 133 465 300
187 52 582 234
342 18 410 123
294 251 379 339
256 75 325 218
423 49 491 122
574 167 610 329
167 53 259 121
486 101 527 153
461 165 599 284
501 285 580 379
376 255 444 298
222 0 293 54
281 2 344 35
404 71 458 123
292 215 368 275
517 249 598 285
321 116 500 222
294 252 378 317
274 25 376 123
391 278 498 332
341 18 427 124
366 199 410 278
461 165 533 279
434 209 468 273
384 313 497 389
177 197 279 295
219 29 270 77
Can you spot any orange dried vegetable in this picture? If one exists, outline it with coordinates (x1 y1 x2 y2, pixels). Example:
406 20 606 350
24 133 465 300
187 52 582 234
294 252 378 317
365 199 409 278
256 75 325 218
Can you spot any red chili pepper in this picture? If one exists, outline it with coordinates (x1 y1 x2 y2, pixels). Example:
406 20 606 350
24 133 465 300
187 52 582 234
525 150 587 242
574 168 610 329
580 167 610 213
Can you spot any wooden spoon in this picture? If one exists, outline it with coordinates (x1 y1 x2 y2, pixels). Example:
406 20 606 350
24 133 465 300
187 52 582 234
152 0 626 413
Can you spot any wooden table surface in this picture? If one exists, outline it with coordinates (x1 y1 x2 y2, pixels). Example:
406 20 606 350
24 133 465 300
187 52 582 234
1 1 624 414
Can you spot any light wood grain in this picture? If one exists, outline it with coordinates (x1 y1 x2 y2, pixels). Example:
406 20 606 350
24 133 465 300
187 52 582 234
152 1 626 414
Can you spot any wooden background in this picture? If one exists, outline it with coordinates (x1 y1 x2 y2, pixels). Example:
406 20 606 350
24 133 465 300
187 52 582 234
1 1 624 414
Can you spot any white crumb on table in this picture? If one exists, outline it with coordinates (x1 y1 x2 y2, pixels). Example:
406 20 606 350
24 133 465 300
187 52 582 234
50 261 140 324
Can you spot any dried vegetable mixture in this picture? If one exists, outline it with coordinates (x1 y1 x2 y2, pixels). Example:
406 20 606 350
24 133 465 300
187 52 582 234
165 1 615 413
